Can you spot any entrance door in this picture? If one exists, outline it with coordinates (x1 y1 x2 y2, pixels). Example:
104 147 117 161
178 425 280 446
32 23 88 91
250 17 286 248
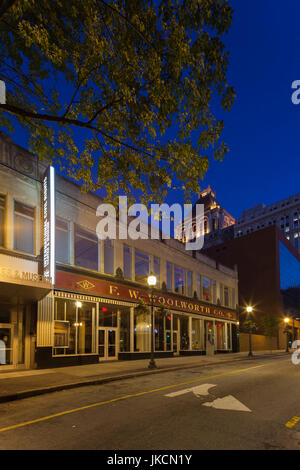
98 328 118 360
0 325 13 366
205 320 215 356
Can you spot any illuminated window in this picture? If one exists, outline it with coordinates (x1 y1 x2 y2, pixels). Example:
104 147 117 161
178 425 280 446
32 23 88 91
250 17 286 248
14 201 34 254
202 277 211 301
174 265 185 294
135 249 150 284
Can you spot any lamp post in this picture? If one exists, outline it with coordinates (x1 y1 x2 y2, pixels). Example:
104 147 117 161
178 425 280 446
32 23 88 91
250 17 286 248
284 317 290 352
147 274 157 369
246 306 254 358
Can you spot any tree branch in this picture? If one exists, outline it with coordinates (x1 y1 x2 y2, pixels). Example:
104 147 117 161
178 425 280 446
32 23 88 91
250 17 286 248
0 102 156 159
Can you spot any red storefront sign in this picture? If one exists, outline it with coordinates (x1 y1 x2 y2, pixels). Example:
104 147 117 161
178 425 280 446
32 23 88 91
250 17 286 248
55 270 237 321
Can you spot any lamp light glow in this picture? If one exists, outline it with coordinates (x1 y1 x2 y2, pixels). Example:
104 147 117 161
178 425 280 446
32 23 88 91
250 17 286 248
147 274 157 287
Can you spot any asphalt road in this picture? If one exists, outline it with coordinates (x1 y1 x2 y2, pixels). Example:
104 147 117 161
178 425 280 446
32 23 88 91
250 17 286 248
0 356 299 450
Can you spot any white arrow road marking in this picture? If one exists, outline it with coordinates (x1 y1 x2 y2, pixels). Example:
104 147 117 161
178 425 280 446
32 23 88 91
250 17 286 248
202 395 251 412
165 384 216 398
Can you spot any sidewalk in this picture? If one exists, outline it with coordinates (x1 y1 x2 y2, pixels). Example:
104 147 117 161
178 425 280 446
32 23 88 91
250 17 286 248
0 350 289 403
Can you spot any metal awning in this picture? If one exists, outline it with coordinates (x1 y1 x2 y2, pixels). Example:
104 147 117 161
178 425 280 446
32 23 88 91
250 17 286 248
0 279 52 304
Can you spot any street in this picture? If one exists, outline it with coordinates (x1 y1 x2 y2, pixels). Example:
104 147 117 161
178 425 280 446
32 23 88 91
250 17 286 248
0 356 299 450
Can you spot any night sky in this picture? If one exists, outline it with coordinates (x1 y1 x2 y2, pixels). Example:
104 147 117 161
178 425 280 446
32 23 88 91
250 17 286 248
194 0 300 219
3 0 300 220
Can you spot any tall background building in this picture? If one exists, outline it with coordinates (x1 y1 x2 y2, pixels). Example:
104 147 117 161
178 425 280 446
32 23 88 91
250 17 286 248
175 185 235 249
235 193 300 253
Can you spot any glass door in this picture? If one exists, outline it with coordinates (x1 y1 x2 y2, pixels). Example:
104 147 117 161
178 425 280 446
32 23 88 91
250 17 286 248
205 320 215 356
98 328 118 360
0 325 13 366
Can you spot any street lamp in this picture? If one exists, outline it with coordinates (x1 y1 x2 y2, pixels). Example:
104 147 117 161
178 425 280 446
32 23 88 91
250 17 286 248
147 273 157 369
284 317 290 352
246 306 254 358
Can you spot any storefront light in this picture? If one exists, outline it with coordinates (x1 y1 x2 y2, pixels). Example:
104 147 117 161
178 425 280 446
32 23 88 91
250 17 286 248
76 301 82 308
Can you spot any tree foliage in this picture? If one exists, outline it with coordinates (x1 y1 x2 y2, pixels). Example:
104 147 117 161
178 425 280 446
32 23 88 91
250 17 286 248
262 314 279 338
0 0 235 203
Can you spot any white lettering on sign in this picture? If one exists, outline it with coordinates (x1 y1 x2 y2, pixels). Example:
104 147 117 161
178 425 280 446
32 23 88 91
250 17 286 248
43 166 55 283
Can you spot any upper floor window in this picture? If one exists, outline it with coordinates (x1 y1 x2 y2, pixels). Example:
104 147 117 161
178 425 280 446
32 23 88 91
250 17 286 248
174 265 185 295
0 195 4 247
123 245 132 280
74 225 99 271
14 201 34 254
202 277 211 301
104 238 114 275
135 249 150 284
56 218 69 264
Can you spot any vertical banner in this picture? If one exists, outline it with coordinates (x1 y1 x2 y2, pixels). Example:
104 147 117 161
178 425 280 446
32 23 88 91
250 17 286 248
43 166 56 284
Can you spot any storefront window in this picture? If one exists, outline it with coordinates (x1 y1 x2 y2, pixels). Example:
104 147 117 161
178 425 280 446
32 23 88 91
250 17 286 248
74 225 99 271
134 310 150 352
54 299 96 355
135 249 150 284
77 302 94 353
104 238 114 274
192 318 203 350
123 245 132 279
216 322 226 350
202 277 211 302
56 218 69 263
174 265 185 294
14 201 34 254
0 328 12 365
119 307 131 352
0 195 5 247
99 305 118 327
180 316 189 350
155 310 171 351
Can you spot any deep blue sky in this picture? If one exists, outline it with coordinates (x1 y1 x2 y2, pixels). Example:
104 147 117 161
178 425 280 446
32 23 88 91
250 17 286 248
4 0 300 220
192 0 300 219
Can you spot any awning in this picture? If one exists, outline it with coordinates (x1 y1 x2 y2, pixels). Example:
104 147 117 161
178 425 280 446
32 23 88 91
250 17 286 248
0 278 52 304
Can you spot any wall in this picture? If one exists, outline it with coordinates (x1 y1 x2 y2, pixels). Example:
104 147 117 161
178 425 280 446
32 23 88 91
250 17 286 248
239 333 278 352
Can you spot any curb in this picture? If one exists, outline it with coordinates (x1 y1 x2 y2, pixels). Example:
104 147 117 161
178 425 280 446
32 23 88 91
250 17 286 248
0 352 289 404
